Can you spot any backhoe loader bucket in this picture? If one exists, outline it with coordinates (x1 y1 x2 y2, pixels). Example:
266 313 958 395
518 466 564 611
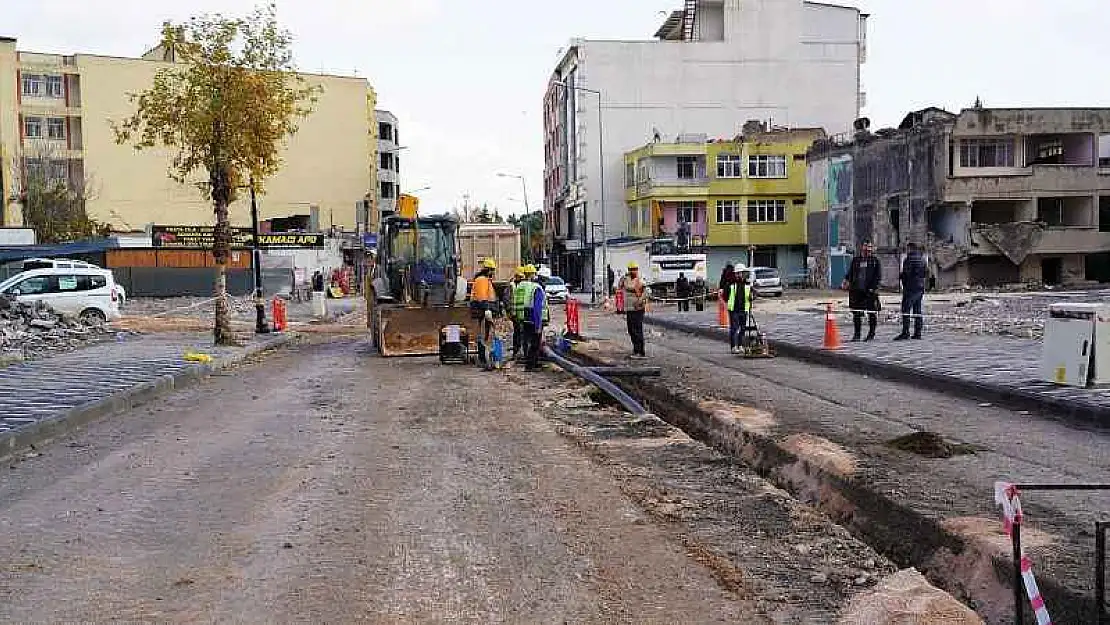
373 304 476 357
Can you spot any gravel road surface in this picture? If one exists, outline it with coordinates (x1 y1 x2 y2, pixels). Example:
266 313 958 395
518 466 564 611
0 337 765 624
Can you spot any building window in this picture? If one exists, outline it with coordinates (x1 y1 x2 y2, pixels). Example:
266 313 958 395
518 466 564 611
643 205 651 231
637 161 649 183
748 155 787 178
960 138 1014 168
629 205 639 229
378 122 393 143
716 199 741 223
380 152 393 170
625 162 635 188
47 118 65 140
677 201 696 224
380 181 395 199
46 75 64 98
716 154 743 178
24 116 43 138
1100 135 1110 168
677 156 698 179
21 74 43 97
747 199 787 223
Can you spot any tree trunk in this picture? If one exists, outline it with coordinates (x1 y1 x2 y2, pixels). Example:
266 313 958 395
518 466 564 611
211 165 234 345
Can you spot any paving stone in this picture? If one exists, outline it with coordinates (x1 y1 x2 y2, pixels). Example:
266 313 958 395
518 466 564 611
0 333 270 434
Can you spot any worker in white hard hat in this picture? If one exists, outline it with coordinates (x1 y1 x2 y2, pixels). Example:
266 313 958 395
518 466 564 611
618 261 648 359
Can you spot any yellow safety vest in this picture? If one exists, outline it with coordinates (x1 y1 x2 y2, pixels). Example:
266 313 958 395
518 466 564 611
727 284 752 312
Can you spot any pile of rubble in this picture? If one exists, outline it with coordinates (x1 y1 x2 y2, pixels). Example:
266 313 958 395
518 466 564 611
0 296 113 362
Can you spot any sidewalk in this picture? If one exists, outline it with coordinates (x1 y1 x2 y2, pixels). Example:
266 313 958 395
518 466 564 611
645 309 1110 424
0 332 291 458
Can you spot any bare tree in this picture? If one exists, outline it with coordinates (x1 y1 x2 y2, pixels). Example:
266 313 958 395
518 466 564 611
9 140 105 243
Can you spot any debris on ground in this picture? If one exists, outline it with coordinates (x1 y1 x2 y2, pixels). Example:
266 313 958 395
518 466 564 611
836 568 983 625
0 295 116 362
885 431 980 459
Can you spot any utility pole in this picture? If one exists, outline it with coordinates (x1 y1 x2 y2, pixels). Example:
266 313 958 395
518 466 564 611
249 176 268 334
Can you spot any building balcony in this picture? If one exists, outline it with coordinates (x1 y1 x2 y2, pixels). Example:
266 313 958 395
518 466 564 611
631 177 710 200
970 225 1110 257
946 165 1107 201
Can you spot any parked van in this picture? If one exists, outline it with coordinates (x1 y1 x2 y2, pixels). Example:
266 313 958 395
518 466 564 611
0 268 122 322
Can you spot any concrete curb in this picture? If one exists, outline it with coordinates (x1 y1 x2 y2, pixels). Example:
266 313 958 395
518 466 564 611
0 333 295 465
568 345 1096 623
644 315 1110 427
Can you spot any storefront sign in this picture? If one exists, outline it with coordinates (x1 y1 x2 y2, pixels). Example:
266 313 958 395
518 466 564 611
152 226 325 249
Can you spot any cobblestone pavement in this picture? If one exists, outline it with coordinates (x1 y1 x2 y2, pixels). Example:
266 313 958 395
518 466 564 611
645 308 1110 419
0 333 277 431
0 338 770 623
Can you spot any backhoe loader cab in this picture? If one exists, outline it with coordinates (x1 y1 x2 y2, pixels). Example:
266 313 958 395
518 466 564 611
367 215 475 357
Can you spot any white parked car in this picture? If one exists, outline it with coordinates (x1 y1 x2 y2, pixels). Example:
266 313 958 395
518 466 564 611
0 267 122 322
743 266 784 297
543 276 569 303
21 257 100 271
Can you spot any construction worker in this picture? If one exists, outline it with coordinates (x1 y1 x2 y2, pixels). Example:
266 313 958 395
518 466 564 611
618 261 648 359
471 258 499 367
727 268 753 354
509 268 527 359
518 265 548 371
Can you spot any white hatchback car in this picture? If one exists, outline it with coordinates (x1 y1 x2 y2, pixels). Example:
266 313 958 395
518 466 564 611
0 267 122 322
543 276 569 303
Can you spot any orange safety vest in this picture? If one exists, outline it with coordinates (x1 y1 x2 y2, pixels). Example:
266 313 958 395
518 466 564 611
472 275 496 302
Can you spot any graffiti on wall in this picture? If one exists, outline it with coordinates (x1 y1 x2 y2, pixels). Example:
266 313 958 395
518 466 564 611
828 156 853 208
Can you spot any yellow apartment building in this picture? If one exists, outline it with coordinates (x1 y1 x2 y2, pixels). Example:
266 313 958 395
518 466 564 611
0 36 377 234
624 126 824 279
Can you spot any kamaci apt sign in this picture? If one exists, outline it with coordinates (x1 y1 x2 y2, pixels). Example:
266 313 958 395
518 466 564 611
152 226 326 250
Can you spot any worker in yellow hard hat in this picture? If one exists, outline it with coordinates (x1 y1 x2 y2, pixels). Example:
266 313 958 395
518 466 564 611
619 260 648 359
470 258 500 368
509 268 527 359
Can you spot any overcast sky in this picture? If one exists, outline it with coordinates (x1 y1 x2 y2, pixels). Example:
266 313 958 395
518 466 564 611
7 0 1110 217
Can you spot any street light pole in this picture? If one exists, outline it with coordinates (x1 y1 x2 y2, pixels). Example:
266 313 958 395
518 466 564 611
248 176 267 334
497 173 532 262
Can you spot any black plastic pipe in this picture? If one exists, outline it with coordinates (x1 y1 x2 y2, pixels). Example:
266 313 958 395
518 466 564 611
542 346 651 418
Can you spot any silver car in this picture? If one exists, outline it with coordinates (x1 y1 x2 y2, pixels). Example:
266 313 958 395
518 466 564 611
746 267 784 297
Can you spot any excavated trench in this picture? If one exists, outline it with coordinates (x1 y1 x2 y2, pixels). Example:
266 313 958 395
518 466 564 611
563 348 1101 624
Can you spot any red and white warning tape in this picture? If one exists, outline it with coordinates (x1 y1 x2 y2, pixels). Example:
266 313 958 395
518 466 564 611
994 481 1053 625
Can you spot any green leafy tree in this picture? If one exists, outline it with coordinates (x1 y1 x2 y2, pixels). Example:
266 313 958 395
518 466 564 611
114 3 320 344
508 211 544 262
13 142 107 243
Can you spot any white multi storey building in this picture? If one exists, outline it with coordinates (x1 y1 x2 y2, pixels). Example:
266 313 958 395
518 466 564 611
543 0 868 291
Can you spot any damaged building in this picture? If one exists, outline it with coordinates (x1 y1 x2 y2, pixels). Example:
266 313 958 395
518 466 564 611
807 106 1110 288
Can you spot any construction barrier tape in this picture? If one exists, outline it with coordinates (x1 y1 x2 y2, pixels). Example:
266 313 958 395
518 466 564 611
995 481 1053 625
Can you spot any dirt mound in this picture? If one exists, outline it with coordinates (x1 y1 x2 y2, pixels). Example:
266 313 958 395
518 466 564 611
837 568 983 624
886 431 979 459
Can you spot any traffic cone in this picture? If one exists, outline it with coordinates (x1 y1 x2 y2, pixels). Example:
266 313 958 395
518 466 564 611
717 293 728 329
822 303 841 350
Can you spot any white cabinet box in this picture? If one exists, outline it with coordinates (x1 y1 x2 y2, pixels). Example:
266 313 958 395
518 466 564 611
1040 303 1110 387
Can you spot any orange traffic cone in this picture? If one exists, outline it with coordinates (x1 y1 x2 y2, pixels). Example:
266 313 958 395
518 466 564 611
717 293 728 329
822 303 841 350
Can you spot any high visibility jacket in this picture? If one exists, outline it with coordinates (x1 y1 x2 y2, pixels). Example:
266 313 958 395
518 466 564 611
530 282 550 326
472 275 496 302
727 283 752 312
511 281 532 320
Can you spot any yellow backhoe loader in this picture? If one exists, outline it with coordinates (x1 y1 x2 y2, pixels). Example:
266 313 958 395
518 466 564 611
366 215 476 357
